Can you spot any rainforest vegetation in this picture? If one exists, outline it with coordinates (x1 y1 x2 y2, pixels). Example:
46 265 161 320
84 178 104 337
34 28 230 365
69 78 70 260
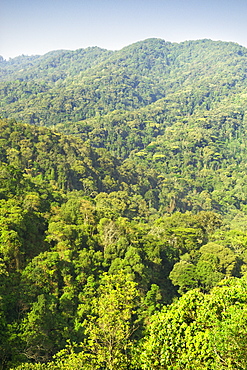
0 38 247 369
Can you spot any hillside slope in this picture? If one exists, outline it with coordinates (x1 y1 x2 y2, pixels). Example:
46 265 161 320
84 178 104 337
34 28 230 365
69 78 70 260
2 39 247 217
1 38 247 124
1 39 247 370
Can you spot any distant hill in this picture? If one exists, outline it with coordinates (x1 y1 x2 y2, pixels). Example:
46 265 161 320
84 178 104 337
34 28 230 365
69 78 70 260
2 39 247 216
1 38 247 125
2 39 247 370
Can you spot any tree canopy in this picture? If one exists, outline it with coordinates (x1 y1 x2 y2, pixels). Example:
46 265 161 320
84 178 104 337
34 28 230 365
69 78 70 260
0 38 247 369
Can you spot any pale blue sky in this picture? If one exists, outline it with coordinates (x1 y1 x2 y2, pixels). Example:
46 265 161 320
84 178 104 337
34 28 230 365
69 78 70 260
1 0 247 59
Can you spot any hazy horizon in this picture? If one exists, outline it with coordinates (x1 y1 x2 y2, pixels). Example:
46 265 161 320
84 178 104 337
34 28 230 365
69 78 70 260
1 0 247 60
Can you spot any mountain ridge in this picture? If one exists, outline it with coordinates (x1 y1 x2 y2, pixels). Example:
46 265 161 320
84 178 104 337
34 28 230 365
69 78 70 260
1 38 247 125
1 38 247 369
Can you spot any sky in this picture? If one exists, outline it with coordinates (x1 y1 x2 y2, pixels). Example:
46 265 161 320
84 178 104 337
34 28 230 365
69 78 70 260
1 0 247 59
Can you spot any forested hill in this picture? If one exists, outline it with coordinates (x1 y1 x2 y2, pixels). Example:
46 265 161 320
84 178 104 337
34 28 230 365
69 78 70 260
1 118 247 370
2 39 247 217
1 38 247 125
1 39 247 369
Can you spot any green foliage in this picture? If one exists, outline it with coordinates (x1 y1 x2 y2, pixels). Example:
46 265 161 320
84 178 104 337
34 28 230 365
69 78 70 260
1 39 247 369
140 277 247 370
81 271 139 370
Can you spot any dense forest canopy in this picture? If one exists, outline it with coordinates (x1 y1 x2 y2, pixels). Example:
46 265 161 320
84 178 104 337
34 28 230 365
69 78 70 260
0 38 247 369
